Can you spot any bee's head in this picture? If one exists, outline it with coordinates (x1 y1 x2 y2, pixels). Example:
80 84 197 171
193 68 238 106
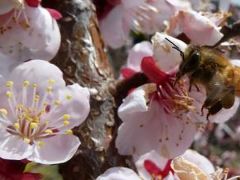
177 47 200 80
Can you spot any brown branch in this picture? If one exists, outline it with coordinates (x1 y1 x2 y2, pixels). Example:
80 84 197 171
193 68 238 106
42 0 133 179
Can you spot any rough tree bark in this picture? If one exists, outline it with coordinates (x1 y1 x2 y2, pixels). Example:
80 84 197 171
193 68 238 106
42 0 132 179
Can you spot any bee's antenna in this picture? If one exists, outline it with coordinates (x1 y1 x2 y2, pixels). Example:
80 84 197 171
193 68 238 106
165 38 184 59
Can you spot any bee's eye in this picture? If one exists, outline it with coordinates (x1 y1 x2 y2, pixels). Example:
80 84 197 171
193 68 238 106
189 52 200 67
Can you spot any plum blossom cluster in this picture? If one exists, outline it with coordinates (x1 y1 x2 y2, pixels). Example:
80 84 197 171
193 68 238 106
0 0 90 165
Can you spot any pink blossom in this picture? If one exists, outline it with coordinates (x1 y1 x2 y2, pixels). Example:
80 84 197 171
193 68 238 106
100 0 191 48
116 33 239 160
0 60 90 164
0 1 61 62
166 10 223 46
97 149 222 180
116 34 206 159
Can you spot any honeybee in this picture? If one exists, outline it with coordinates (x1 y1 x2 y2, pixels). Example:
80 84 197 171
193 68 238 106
167 21 240 118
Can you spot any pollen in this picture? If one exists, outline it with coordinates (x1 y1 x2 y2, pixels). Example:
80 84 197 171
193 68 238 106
46 86 53 93
44 129 53 134
30 122 38 129
0 109 8 116
6 81 14 88
63 114 71 121
32 83 37 88
23 138 31 144
23 80 30 87
64 120 70 126
65 95 72 100
65 130 73 135
14 122 20 129
48 79 56 85
6 91 13 98
54 100 61 106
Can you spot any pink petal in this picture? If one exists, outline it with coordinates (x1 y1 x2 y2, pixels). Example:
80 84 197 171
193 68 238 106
116 86 198 159
44 84 90 130
0 127 33 160
121 0 145 8
151 33 187 72
135 150 170 180
0 1 14 15
126 41 153 72
29 135 80 164
0 6 61 61
9 60 65 90
46 8 62 20
100 5 129 48
96 167 141 180
181 150 215 174
167 10 223 46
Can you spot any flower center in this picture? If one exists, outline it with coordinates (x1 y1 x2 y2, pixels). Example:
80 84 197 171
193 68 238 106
0 1 30 35
144 159 173 179
141 56 195 114
0 80 73 147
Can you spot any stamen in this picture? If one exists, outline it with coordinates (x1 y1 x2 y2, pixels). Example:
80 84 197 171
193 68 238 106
14 122 20 129
6 81 14 88
44 129 53 135
23 137 31 144
65 95 72 100
65 130 73 135
0 109 8 117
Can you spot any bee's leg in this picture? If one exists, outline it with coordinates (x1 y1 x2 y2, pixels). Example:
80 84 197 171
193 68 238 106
206 101 223 120
221 86 235 109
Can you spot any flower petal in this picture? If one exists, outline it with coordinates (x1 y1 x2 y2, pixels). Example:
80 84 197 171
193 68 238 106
167 10 223 46
0 6 61 61
134 150 169 180
29 135 80 164
181 150 215 174
96 167 140 180
151 32 187 72
126 41 153 72
45 84 90 130
121 0 144 8
0 127 33 160
9 60 65 90
0 0 14 15
116 86 198 159
100 5 129 49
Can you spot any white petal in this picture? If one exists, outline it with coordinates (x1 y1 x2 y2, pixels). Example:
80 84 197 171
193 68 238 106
0 1 14 15
96 167 141 180
116 99 197 159
167 10 223 46
209 97 239 123
134 150 169 180
121 0 145 8
118 85 149 122
0 127 33 160
29 135 80 164
151 32 187 72
45 84 90 130
9 60 65 90
181 149 215 174
100 5 129 49
0 6 61 61
126 41 153 72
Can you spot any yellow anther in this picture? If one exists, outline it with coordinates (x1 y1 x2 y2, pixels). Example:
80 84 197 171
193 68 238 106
6 91 13 98
23 80 30 87
30 122 38 129
65 95 72 100
65 129 73 135
48 79 56 85
46 86 53 93
6 81 14 88
26 116 33 122
23 138 30 144
45 129 53 134
34 95 40 102
63 114 71 121
32 83 37 88
64 120 70 126
54 100 61 106
37 141 45 148
0 108 8 116
14 122 20 129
